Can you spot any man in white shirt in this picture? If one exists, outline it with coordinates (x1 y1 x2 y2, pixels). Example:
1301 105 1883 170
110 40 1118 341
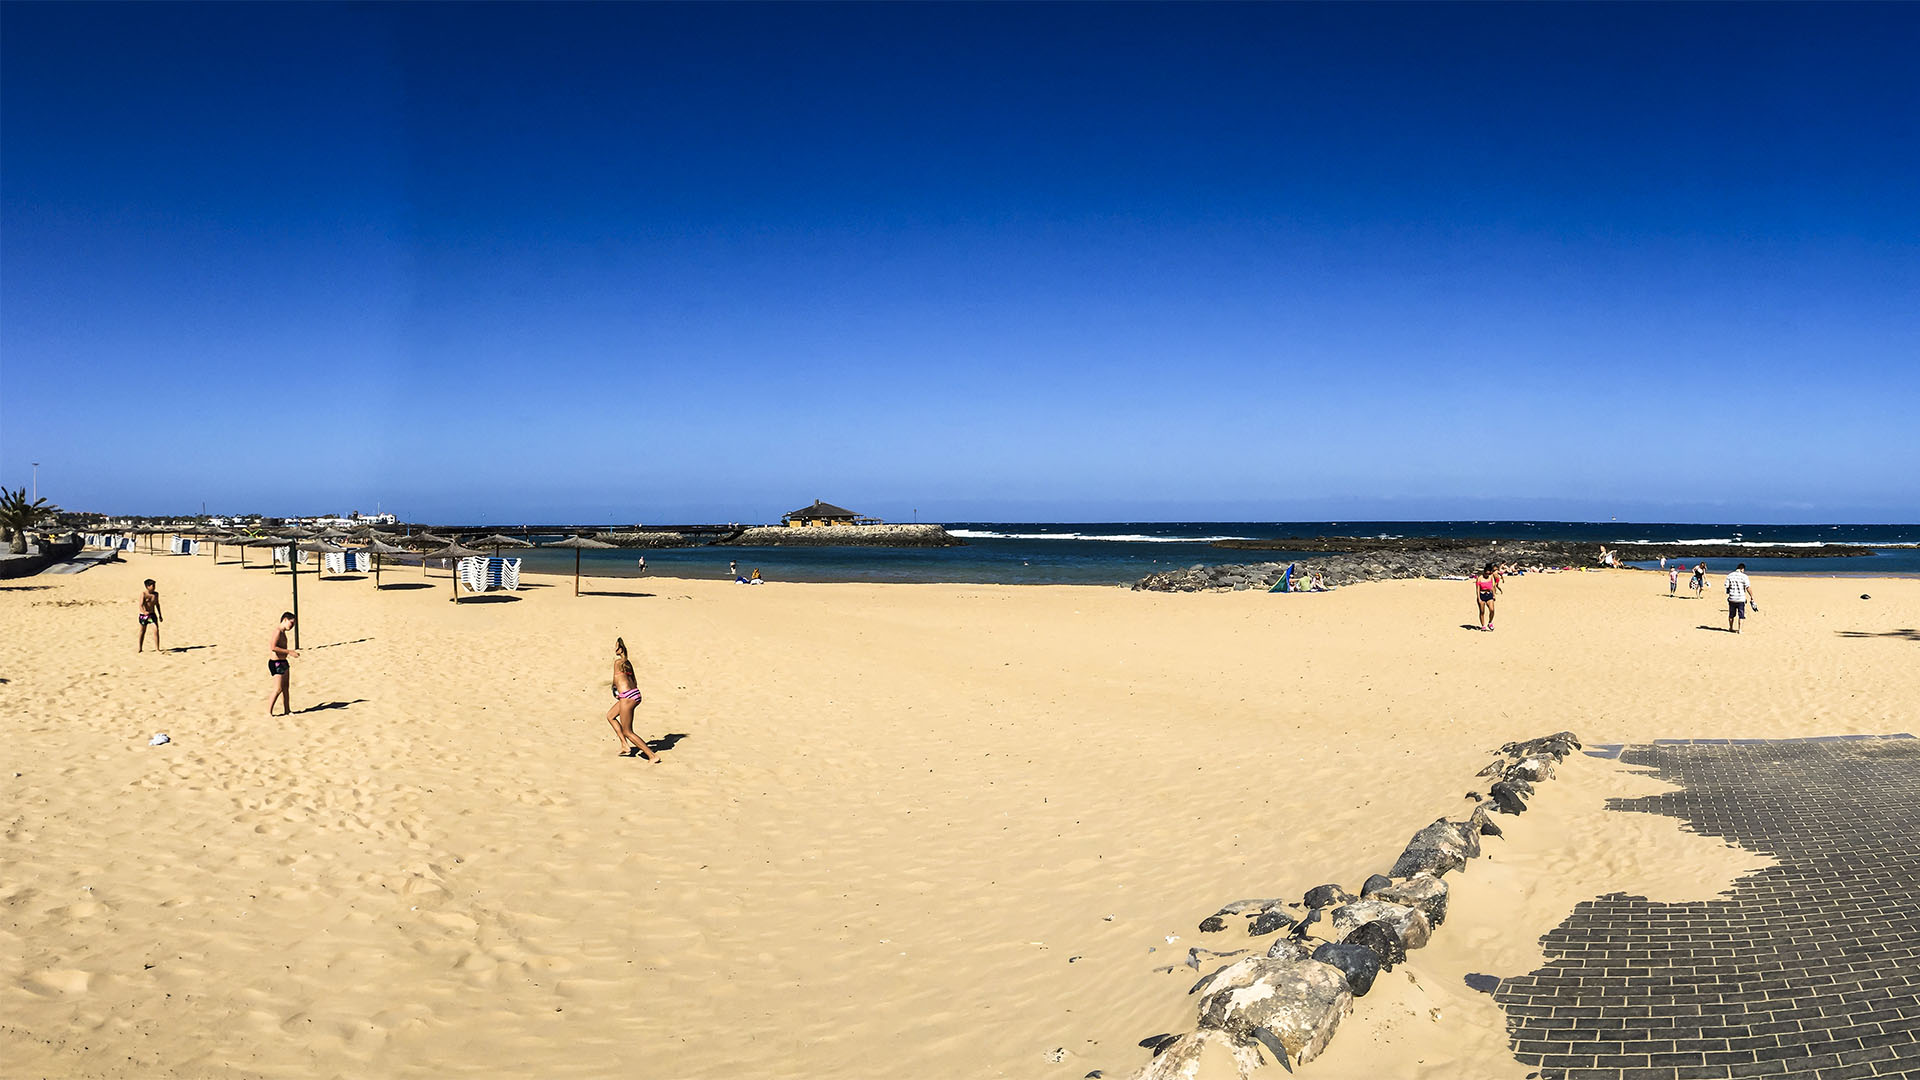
1725 563 1757 633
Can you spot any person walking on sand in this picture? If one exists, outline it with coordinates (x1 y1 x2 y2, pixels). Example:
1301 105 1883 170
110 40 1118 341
137 578 164 652
1725 563 1757 633
1669 566 1680 597
267 612 298 715
1690 563 1707 598
604 637 657 760
1473 562 1502 631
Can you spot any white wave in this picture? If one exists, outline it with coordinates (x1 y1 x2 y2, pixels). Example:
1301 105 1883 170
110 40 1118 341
946 529 1254 544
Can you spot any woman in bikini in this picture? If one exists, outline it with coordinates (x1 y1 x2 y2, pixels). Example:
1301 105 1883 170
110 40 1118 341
604 637 657 760
1473 562 1502 631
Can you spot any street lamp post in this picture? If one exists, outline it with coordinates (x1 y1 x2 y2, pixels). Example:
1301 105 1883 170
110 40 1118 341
31 463 39 502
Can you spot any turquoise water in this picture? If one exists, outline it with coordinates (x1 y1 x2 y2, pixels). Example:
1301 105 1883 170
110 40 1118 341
449 522 1920 586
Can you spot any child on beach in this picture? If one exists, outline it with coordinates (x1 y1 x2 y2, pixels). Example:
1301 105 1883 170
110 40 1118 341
267 612 298 715
1473 562 1502 630
604 637 657 760
138 579 163 652
1669 567 1679 596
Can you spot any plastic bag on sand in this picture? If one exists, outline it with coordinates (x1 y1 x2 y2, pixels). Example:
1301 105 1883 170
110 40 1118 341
149 733 170 746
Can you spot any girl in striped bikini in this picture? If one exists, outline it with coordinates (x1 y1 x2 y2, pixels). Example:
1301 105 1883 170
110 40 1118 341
604 637 657 760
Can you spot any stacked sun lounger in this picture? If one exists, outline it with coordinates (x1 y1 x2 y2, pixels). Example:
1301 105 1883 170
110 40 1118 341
455 556 522 592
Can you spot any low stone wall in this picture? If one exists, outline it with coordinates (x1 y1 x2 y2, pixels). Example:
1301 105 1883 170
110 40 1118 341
1118 730 1582 1078
596 531 693 549
720 524 963 548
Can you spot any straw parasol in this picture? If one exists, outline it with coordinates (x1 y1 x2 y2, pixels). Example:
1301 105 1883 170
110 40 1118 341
298 539 346 580
401 533 453 575
421 542 487 601
356 536 410 589
467 533 534 555
542 535 616 595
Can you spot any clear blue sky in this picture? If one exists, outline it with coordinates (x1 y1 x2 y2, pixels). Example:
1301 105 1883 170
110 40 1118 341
4 3 1915 524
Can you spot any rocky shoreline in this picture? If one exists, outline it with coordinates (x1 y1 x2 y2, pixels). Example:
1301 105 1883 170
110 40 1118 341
1212 536 1870 560
1138 538 1870 593
718 524 963 548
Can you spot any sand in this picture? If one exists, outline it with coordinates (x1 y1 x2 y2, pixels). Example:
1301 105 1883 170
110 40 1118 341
2 553 1914 1078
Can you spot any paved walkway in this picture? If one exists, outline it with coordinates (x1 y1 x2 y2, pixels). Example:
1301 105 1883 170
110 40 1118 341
1496 735 1920 1080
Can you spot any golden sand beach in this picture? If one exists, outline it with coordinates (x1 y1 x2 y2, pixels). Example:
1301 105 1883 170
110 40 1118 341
3 553 1915 1078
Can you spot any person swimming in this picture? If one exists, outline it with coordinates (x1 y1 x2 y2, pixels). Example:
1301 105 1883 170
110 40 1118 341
603 637 657 760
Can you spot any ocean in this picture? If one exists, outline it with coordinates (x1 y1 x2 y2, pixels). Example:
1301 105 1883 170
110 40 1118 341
483 522 1920 586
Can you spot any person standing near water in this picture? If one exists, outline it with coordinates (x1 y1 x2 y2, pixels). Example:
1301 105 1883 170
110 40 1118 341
636 555 646 574
137 579 163 652
267 612 298 715
604 637 656 760
1690 563 1707 598
1669 566 1680 597
1725 564 1757 633
1473 562 1502 631
728 560 737 579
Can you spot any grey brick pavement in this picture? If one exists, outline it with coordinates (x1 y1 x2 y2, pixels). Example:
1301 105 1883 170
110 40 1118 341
1494 735 1920 1080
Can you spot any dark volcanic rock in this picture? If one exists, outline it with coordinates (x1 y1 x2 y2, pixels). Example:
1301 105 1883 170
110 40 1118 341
1312 942 1384 996
1343 920 1408 969
1193 956 1354 1065
1248 908 1295 937
1368 874 1449 929
1303 884 1354 909
1489 780 1529 815
1361 873 1393 896
1388 818 1479 877
1198 897 1285 934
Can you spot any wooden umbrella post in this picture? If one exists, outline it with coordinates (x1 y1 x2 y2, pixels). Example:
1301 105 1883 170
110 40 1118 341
576 548 582 596
289 544 301 649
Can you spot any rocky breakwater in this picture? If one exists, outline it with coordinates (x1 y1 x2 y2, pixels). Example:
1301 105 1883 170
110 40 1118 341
597 531 693 549
1113 731 1582 1079
720 524 964 548
1135 536 1871 593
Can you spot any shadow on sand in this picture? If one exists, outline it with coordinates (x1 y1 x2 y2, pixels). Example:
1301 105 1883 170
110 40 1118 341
307 637 373 650
1696 624 1738 633
581 590 657 598
166 644 217 653
645 732 689 757
297 698 367 713
458 594 520 604
1836 628 1920 642
377 582 435 591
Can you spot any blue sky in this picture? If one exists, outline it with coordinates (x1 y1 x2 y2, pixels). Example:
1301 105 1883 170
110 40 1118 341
3 3 1915 524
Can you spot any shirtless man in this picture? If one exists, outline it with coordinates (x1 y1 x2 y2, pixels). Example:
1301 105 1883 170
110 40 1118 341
267 612 299 715
138 579 164 652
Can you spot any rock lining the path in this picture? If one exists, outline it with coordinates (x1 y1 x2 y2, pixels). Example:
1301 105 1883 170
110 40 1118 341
1114 730 1579 1078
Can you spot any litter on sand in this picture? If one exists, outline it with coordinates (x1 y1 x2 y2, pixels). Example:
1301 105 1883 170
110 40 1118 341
149 733 170 746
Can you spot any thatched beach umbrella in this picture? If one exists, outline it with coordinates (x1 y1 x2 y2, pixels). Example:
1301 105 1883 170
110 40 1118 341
356 536 410 588
542 534 616 596
421 542 487 601
298 539 346 580
468 533 534 555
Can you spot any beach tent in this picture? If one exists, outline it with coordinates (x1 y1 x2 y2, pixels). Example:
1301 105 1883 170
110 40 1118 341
542 534 616 596
421 542 487 601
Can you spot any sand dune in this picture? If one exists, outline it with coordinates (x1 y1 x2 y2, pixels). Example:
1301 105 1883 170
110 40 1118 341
2 555 1914 1078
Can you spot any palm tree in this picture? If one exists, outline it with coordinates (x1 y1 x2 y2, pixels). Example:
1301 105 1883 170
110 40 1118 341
1 487 55 555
